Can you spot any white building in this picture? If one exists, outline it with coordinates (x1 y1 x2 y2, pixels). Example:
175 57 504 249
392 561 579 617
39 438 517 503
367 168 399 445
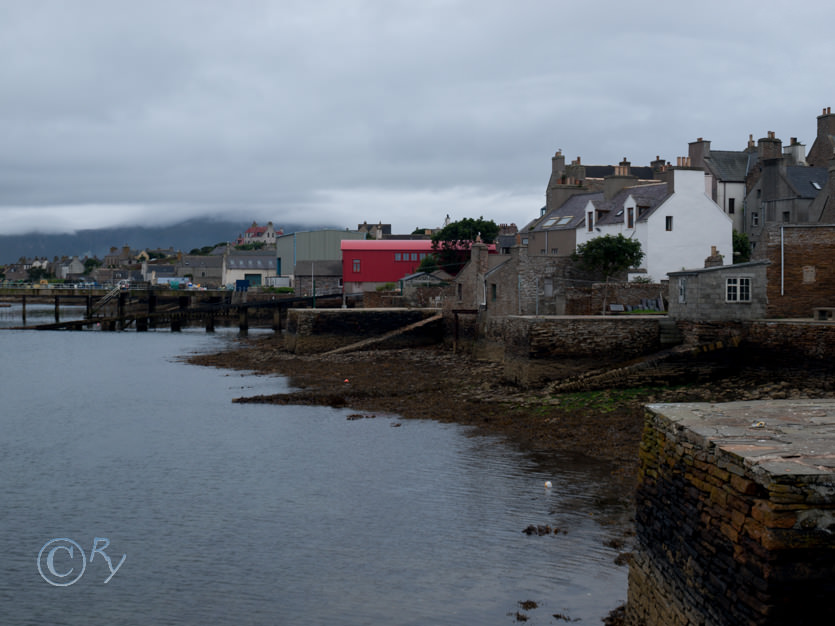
576 167 733 282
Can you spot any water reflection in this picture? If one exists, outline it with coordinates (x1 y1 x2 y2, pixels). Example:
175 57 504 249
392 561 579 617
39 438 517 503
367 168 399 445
0 331 631 625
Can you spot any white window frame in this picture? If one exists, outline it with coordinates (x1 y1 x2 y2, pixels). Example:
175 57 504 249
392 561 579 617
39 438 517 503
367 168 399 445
726 277 751 302
678 278 686 303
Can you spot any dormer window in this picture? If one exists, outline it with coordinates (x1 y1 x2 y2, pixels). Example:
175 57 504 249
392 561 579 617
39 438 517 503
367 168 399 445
587 211 594 232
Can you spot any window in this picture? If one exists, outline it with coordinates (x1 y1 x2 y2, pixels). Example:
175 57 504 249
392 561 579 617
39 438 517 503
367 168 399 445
457 283 462 301
587 211 594 232
627 207 634 229
665 216 673 231
678 278 686 303
550 248 558 255
491 283 497 302
555 216 573 226
726 277 751 302
411 253 418 261
752 212 759 226
352 259 361 273
395 253 402 261
782 211 791 223
728 198 735 215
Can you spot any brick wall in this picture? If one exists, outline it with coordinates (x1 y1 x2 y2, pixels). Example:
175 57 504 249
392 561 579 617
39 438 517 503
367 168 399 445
762 224 835 318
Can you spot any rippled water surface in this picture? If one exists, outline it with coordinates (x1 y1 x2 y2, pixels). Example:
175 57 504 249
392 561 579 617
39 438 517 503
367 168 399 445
0 329 630 624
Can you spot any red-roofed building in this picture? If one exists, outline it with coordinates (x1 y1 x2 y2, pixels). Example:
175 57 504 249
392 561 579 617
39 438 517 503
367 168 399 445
341 240 435 294
236 221 281 246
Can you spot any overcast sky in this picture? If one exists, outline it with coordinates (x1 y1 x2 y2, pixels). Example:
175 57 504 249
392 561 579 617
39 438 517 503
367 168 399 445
1 0 833 236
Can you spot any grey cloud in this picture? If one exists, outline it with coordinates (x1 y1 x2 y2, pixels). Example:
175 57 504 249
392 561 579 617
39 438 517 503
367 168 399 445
1 0 835 235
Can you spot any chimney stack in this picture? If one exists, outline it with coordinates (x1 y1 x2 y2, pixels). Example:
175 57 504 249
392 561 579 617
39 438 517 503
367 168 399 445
758 132 783 160
808 106 835 167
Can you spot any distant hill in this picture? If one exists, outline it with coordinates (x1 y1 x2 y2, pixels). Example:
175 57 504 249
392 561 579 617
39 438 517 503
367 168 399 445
0 219 309 264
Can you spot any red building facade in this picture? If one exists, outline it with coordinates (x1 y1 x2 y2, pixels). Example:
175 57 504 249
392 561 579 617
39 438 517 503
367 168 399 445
341 240 434 294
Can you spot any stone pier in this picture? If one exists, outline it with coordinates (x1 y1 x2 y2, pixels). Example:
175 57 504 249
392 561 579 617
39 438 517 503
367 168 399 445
628 400 835 625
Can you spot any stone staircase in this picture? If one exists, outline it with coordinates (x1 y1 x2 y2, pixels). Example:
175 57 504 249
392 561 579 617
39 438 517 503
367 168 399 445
658 318 683 346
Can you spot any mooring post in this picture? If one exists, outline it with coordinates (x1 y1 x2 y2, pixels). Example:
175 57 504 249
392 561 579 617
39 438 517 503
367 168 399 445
118 291 127 331
21 294 26 326
239 305 249 335
272 305 281 332
54 295 60 323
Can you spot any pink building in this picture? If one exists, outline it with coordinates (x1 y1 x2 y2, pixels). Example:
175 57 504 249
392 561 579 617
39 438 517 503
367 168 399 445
341 240 435 294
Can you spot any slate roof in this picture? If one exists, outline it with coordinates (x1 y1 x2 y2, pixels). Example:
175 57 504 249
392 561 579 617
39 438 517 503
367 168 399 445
496 233 518 250
295 260 342 275
583 165 656 179
785 166 828 199
594 183 671 226
703 150 749 181
530 192 603 231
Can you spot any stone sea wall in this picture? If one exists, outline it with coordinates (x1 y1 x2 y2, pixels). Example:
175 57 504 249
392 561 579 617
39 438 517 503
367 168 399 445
480 315 663 385
284 308 443 354
627 401 835 625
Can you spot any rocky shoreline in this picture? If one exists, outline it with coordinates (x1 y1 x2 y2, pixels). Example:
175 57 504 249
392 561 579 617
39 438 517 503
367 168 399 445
187 335 835 495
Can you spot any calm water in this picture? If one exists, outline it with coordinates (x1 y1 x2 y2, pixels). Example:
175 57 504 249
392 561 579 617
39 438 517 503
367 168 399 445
0 326 630 625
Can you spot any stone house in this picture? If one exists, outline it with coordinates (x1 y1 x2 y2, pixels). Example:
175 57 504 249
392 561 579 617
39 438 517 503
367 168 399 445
104 245 138 267
760 223 835 318
294 260 343 297
451 240 602 316
400 270 453 307
542 150 663 216
55 256 85 280
667 260 770 322
174 253 224 287
744 132 827 245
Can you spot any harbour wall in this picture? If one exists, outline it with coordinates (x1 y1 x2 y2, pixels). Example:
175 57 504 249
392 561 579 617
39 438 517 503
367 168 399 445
627 400 835 625
284 308 443 354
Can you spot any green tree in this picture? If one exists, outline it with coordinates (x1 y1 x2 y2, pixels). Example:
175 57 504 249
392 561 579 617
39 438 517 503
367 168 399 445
430 216 499 275
733 230 751 263
571 234 644 280
572 234 644 314
28 266 53 282
417 253 440 273
83 258 102 275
